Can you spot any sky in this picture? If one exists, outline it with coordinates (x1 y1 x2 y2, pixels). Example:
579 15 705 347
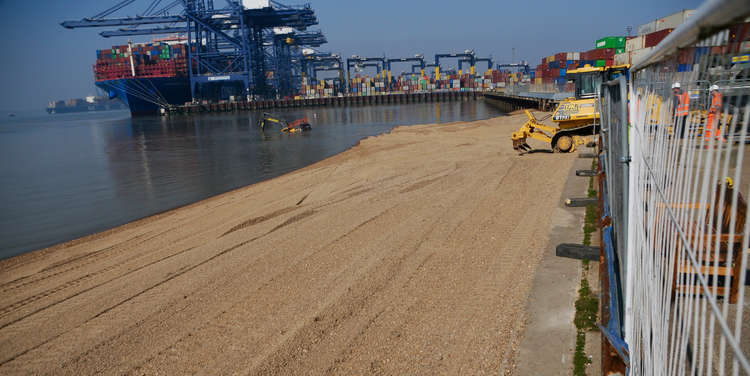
0 0 702 111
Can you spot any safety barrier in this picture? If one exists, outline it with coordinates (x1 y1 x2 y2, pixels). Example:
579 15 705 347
597 0 750 374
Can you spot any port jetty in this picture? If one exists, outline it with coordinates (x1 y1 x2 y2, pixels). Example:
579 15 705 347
163 91 558 115
0 113 585 374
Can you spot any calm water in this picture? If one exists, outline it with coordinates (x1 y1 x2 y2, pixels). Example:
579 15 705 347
0 100 504 259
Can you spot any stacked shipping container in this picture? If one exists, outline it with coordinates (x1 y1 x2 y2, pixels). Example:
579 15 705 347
534 52 585 90
586 36 624 67
530 10 701 90
616 9 696 66
530 36 628 91
300 76 342 98
330 69 522 98
294 8 745 98
94 43 190 81
637 9 694 35
670 22 750 72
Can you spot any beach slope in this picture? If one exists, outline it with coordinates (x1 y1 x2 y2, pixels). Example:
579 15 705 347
0 113 579 375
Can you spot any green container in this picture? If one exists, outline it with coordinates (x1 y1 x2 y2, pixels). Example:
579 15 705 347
595 36 626 49
615 48 626 54
595 59 607 67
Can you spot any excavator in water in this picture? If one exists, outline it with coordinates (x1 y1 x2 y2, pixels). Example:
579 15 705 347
258 112 312 133
511 65 629 153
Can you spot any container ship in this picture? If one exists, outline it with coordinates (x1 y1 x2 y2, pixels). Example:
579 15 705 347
94 42 191 116
46 96 128 114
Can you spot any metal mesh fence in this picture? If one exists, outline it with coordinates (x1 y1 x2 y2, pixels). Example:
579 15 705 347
599 2 750 374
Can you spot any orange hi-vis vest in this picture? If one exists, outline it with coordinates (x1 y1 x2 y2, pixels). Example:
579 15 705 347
676 91 690 117
709 91 722 113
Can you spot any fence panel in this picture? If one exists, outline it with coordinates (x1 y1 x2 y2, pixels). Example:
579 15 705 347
598 1 750 374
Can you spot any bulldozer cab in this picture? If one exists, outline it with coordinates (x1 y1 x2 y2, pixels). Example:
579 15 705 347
553 65 630 125
568 64 629 100
570 68 604 100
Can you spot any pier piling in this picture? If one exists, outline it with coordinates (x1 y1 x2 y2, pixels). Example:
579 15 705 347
165 90 504 115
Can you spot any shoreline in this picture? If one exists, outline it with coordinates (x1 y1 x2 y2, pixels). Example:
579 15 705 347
0 120 458 270
0 127 387 269
1 108 508 263
0 113 582 375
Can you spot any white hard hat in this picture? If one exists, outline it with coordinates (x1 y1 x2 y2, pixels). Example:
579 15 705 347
710 84 719 91
672 82 681 89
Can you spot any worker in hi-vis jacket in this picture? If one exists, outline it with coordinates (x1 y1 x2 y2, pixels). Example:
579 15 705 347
673 82 690 139
705 84 724 142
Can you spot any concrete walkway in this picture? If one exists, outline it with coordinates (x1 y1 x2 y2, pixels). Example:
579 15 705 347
514 154 592 375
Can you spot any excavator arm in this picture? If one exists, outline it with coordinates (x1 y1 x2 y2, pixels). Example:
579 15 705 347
259 112 287 130
259 112 312 133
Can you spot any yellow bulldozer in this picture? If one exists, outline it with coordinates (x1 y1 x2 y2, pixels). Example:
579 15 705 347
512 65 629 153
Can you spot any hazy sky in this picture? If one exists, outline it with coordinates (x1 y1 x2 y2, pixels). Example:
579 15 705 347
0 0 701 111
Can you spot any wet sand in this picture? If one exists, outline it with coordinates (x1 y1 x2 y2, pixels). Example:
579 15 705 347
0 113 579 375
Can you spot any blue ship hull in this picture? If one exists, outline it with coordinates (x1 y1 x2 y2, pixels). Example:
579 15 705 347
95 77 191 116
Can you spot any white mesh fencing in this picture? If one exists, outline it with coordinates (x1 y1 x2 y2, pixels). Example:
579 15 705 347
600 3 750 374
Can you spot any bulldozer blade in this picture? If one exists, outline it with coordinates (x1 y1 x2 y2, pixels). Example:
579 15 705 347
512 139 522 151
513 139 532 152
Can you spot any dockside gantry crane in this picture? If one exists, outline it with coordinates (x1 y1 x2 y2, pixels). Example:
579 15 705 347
357 63 383 75
435 51 476 80
459 57 493 75
272 30 327 98
496 62 531 76
346 56 386 94
61 0 327 102
385 55 425 89
301 52 344 94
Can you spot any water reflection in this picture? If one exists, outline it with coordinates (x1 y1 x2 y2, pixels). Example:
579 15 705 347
0 100 504 259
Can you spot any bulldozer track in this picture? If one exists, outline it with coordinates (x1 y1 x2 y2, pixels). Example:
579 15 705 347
0 230 172 295
0 243 200 330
